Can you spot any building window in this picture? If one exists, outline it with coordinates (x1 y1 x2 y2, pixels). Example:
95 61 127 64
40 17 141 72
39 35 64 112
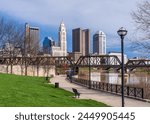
103 37 106 41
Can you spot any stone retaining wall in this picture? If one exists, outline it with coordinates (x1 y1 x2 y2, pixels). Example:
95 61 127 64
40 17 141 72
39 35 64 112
0 65 55 77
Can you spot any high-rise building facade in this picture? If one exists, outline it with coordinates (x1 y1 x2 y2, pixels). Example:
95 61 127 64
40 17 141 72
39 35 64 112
51 21 67 56
58 22 67 56
25 23 40 56
93 31 106 55
72 28 90 56
43 37 55 54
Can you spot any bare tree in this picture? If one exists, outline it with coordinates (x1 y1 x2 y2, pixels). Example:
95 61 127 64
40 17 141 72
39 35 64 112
131 1 150 56
0 17 24 57
0 17 10 47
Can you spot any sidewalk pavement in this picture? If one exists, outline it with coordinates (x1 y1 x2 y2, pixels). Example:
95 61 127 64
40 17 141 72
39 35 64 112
50 75 150 107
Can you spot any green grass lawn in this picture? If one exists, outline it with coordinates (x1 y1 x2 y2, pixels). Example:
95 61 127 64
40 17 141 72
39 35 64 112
0 73 108 107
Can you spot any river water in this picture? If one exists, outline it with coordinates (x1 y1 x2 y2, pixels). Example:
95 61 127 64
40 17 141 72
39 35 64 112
89 72 150 85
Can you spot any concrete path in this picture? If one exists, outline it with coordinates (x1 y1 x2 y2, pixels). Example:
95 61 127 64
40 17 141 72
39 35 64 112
50 75 150 107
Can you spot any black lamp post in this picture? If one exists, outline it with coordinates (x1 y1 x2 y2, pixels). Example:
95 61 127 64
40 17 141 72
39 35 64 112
117 27 127 107
89 54 91 89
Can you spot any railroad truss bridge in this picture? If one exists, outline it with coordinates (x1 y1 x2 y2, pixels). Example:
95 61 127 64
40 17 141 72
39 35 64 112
0 55 150 73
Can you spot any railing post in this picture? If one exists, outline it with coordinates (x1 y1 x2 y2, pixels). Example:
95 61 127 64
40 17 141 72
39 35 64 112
116 85 118 93
99 82 101 90
111 84 113 92
142 88 144 99
127 86 129 96
92 81 94 88
106 83 108 91
92 81 94 89
96 82 98 89
134 88 136 97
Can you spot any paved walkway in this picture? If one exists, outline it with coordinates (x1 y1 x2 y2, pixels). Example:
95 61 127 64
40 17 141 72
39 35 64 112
50 75 150 107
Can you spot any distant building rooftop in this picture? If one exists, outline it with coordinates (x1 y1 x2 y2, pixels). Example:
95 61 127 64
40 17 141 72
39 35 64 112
108 51 121 54
47 37 54 41
30 27 39 30
95 30 105 35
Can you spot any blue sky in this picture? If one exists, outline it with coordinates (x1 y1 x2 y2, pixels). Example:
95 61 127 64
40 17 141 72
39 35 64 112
0 0 145 58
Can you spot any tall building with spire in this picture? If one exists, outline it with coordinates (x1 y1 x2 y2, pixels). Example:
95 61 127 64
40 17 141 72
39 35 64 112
58 22 67 56
51 21 67 56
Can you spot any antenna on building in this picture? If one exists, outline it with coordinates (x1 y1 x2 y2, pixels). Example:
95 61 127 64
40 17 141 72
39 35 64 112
61 18 64 23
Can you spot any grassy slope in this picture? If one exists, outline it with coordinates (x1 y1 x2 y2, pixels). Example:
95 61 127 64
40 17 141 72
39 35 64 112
0 74 108 107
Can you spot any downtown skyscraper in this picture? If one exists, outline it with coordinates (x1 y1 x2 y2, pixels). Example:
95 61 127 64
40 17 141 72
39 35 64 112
24 23 40 56
93 31 106 55
72 28 90 56
51 21 67 56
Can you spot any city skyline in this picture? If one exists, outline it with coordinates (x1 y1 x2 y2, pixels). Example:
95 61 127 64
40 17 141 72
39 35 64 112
0 0 146 58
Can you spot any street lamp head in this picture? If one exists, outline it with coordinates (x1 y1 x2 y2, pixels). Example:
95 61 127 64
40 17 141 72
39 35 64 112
117 27 127 38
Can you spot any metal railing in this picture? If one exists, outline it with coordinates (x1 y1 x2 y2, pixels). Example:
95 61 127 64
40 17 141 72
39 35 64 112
71 77 144 99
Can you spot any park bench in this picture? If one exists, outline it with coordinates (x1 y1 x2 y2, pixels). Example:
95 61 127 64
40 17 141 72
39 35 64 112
72 88 80 98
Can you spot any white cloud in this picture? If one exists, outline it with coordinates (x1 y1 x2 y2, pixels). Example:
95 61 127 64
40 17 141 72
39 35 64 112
0 0 143 32
0 0 145 53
